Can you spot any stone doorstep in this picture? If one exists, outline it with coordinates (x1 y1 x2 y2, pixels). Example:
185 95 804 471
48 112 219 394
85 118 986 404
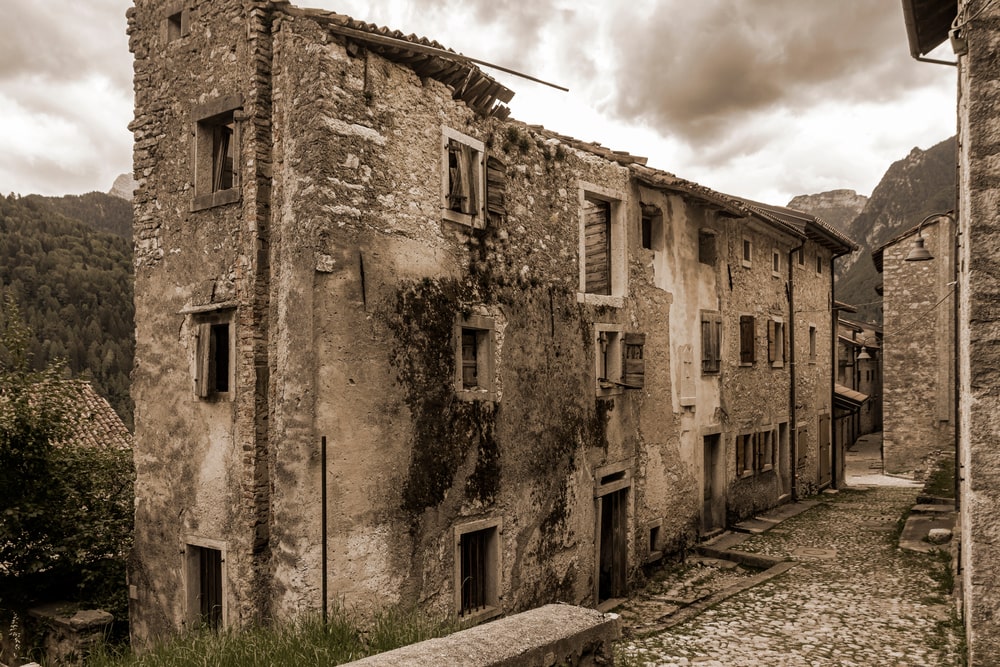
899 512 956 553
912 503 956 514
732 499 821 534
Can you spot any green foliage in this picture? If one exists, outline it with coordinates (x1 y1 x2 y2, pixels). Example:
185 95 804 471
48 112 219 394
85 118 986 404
0 296 133 629
87 607 460 667
0 192 134 426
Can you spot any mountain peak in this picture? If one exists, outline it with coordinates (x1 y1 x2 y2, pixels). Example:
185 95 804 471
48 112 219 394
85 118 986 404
109 173 136 201
787 190 869 234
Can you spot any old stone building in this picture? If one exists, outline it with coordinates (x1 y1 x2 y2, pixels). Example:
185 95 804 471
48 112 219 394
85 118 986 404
873 217 955 476
902 1 998 663
127 0 853 643
833 314 881 454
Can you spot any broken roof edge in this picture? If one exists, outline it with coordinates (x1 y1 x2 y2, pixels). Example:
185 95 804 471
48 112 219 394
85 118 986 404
276 1 515 118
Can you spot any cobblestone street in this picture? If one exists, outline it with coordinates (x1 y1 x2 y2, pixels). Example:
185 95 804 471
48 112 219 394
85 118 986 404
616 484 962 666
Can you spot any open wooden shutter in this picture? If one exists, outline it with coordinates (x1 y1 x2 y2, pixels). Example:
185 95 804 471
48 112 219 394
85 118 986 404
739 315 755 364
485 155 506 222
583 198 611 295
767 320 776 363
622 333 645 389
195 322 211 398
701 316 720 373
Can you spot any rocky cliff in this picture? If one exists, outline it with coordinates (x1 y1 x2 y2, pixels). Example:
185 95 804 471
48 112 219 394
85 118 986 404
788 189 868 234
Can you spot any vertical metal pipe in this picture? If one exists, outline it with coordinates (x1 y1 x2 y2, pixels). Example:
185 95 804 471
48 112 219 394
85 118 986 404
321 435 328 626
788 244 804 500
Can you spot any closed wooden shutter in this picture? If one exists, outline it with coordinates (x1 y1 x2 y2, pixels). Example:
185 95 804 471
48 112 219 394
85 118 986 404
583 198 611 295
739 315 755 364
701 315 720 373
622 333 645 388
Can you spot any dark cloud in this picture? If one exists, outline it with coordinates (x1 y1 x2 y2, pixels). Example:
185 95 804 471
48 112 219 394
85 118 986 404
603 1 938 145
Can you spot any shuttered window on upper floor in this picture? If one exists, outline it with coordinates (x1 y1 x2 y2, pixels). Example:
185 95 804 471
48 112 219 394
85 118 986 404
583 197 612 295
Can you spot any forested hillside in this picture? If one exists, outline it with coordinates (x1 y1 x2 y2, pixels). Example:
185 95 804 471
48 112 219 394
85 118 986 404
0 193 133 426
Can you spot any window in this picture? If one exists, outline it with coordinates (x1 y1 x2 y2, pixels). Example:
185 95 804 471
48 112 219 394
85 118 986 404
698 230 716 265
167 11 183 41
767 318 786 368
192 95 243 211
754 430 775 472
578 183 626 304
185 541 226 630
164 4 186 42
796 248 805 267
816 253 823 274
455 519 501 619
739 315 756 365
736 433 752 477
583 197 612 295
195 314 234 400
809 326 817 362
772 248 781 276
454 314 495 400
742 238 752 267
701 312 722 374
442 126 485 228
622 333 646 389
640 204 662 251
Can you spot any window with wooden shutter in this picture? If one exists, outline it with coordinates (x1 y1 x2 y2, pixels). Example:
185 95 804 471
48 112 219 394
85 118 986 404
622 333 645 389
455 314 495 401
583 197 611 295
739 316 755 364
442 127 485 228
448 140 478 215
701 312 721 374
195 317 232 399
767 319 785 367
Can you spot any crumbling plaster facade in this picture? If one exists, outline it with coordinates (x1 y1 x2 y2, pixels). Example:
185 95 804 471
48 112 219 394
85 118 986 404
127 0 851 644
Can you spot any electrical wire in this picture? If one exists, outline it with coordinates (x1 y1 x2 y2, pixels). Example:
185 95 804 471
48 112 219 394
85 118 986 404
954 0 999 31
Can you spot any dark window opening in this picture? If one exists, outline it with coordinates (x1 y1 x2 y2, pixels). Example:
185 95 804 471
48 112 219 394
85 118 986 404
649 525 660 553
167 11 183 41
739 315 755 364
698 231 716 265
641 215 652 250
459 526 497 616
598 487 628 602
743 239 752 263
196 318 232 399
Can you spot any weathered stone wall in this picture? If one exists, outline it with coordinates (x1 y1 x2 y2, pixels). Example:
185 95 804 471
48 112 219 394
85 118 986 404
128 0 274 643
882 221 955 475
957 3 1000 662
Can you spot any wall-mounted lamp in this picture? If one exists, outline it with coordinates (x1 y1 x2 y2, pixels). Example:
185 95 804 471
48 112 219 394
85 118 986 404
904 212 946 262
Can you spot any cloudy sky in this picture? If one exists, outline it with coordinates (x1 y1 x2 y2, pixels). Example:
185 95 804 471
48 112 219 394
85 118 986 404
1 0 956 205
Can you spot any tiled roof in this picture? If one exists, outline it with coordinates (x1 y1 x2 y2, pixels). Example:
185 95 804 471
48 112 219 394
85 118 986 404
54 381 131 451
734 198 858 255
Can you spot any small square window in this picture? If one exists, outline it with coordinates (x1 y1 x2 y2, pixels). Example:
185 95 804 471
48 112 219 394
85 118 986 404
742 238 752 267
167 11 183 41
195 315 233 400
442 127 485 228
698 230 716 266
455 520 501 620
455 314 495 400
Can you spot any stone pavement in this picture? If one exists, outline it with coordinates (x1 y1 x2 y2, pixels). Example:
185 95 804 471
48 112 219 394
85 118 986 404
615 485 962 666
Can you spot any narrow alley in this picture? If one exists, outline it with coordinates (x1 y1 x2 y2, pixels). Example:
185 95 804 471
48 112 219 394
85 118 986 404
615 436 963 666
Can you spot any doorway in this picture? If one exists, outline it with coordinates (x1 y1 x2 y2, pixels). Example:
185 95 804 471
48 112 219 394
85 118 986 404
597 487 627 604
702 434 724 533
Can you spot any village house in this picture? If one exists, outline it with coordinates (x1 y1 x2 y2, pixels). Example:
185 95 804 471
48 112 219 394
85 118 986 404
902 0 998 662
833 312 882 452
873 217 956 476
126 0 854 643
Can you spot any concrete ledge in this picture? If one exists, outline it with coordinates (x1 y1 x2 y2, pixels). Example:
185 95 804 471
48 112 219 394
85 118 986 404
345 604 620 666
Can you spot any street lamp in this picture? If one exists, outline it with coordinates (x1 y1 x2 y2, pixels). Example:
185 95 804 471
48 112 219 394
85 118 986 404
904 213 947 262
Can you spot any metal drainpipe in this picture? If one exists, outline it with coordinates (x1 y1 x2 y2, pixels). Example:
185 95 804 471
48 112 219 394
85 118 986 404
788 243 804 501
829 251 850 490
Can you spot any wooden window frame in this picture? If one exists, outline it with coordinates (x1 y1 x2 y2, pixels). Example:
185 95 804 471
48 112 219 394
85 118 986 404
767 317 786 368
454 314 495 401
736 433 753 478
441 126 486 229
192 95 243 212
193 308 235 401
742 237 753 268
184 537 227 631
772 248 781 277
578 182 626 306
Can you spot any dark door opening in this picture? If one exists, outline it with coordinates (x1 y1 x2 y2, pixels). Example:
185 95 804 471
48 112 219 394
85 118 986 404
598 487 627 602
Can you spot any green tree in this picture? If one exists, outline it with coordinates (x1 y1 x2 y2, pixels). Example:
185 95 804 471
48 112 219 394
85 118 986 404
0 295 133 628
